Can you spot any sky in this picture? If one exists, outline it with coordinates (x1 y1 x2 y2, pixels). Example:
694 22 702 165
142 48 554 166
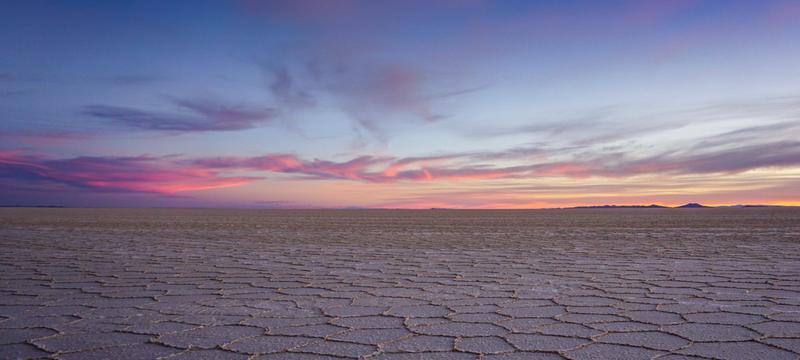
1 0 800 209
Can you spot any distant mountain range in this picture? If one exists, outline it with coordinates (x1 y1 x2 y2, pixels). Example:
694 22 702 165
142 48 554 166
715 204 788 208
571 204 668 209
568 203 786 209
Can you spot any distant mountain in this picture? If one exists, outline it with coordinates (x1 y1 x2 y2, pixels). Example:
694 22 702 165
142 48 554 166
564 203 791 210
717 204 785 208
677 203 711 208
571 204 668 209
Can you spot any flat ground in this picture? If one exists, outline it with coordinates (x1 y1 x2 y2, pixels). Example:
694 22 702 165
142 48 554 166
1 208 799 360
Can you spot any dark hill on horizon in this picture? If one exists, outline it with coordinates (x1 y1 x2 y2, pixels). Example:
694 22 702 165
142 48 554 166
566 203 788 209
677 203 711 208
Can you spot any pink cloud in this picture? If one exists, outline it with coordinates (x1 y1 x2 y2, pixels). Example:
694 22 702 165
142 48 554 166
370 65 443 122
191 140 800 184
0 152 258 194
194 154 391 181
3 138 799 200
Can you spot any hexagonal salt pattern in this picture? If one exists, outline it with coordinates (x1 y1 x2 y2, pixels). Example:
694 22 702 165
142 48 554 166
1 208 799 359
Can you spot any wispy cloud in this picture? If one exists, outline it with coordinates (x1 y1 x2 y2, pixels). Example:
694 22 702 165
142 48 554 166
3 134 799 204
192 137 800 184
262 62 317 108
331 63 448 135
8 92 800 204
250 26 484 141
194 154 391 181
693 121 800 150
83 97 276 133
0 151 258 194
261 57 465 139
463 95 800 151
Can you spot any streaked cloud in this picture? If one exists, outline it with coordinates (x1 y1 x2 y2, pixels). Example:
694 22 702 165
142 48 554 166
2 134 799 205
0 151 258 194
193 139 800 183
83 98 276 133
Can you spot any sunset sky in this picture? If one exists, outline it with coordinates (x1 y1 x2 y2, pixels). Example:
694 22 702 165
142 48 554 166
1 0 800 208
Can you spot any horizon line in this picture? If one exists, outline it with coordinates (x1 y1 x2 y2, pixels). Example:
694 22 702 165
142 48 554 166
2 204 798 210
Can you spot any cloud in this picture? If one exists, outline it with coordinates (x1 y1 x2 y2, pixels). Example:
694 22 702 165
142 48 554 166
83 97 276 133
693 121 800 150
2 138 799 208
463 106 618 139
518 141 800 179
5 108 800 201
262 57 458 138
189 138 800 184
194 154 391 181
251 40 482 141
632 141 800 175
332 62 450 125
463 95 800 153
0 151 258 194
308 60 474 139
364 65 444 123
461 105 695 148
199 153 498 182
261 62 317 108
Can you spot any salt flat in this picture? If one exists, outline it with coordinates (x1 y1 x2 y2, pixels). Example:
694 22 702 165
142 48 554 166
1 208 799 359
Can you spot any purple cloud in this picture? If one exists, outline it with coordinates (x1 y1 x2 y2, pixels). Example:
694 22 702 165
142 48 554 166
309 60 454 137
84 98 276 133
194 138 800 183
262 62 317 108
2 138 798 207
0 151 258 194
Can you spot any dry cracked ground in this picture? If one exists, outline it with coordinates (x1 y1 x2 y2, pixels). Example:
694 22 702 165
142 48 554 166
1 208 799 360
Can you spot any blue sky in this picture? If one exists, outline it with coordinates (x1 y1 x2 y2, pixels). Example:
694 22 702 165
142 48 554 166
1 0 800 208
